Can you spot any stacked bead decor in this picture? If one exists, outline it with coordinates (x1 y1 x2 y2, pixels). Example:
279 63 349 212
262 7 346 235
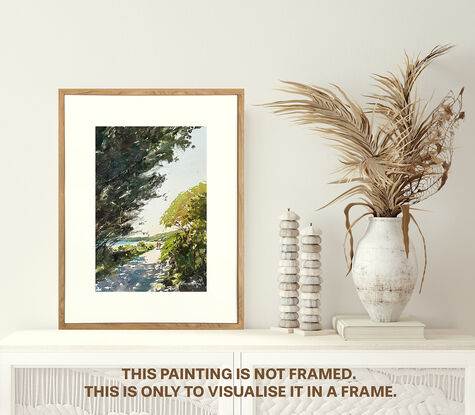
272 209 300 333
295 223 323 336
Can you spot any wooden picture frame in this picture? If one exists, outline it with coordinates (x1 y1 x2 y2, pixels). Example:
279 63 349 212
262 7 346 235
58 89 244 329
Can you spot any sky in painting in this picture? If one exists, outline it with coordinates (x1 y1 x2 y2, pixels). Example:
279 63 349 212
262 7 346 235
132 127 207 236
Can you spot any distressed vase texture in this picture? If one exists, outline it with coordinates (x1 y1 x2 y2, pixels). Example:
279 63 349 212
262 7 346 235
352 217 418 322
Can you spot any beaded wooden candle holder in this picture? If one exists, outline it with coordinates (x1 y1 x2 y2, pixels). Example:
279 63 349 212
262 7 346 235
295 223 323 336
271 209 300 333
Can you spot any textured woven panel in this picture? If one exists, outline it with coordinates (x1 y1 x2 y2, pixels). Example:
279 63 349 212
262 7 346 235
16 405 91 415
373 368 465 403
255 367 465 415
14 367 466 415
16 405 217 415
15 368 218 415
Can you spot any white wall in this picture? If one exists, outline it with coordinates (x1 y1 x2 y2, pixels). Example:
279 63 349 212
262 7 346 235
0 0 474 338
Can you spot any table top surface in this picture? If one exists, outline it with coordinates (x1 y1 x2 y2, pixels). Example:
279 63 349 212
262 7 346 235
1 329 475 351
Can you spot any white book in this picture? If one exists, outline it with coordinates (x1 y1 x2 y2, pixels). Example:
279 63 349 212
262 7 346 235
332 314 425 340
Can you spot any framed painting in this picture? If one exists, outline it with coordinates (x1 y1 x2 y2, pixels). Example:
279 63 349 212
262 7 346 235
58 89 244 329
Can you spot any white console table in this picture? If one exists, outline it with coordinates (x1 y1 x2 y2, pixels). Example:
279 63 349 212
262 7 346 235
2 328 475 350
2 329 475 414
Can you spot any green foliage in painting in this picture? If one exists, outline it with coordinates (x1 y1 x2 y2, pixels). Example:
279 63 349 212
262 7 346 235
95 126 199 279
96 126 197 248
160 182 207 291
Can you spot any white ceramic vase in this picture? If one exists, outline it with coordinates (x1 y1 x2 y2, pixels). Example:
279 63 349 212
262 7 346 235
352 217 418 322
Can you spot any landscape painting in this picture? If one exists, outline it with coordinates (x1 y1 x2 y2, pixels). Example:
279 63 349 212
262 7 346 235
95 126 207 293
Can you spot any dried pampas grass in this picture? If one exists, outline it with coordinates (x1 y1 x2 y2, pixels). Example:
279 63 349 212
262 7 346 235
265 45 465 291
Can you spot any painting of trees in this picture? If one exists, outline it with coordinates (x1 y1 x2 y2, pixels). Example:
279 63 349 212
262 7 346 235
95 126 198 281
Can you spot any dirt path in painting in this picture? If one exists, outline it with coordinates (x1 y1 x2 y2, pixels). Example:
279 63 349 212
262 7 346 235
96 248 171 292
138 248 162 264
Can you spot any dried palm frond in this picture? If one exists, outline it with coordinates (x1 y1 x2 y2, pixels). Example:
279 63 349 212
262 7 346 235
264 45 465 290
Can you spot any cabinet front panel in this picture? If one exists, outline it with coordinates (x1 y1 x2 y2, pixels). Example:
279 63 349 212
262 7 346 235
3 351 235 415
240 350 475 415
